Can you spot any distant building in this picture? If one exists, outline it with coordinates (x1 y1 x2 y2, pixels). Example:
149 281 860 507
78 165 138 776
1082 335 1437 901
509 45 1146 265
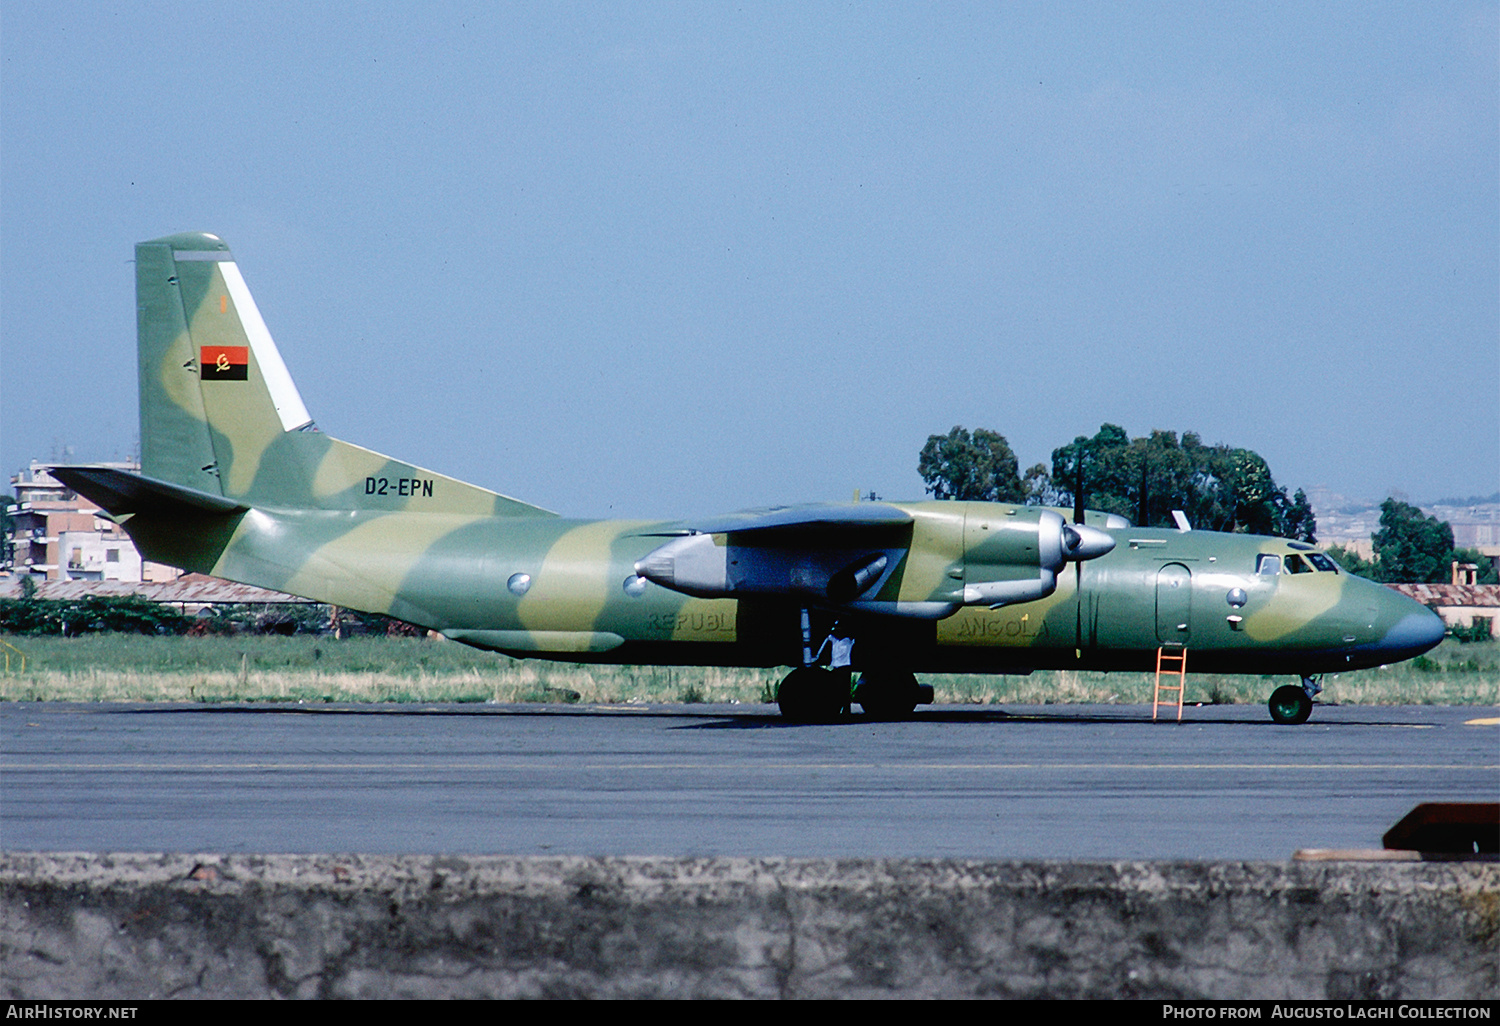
4 461 181 584
1386 582 1499 638
1310 490 1382 561
1428 501 1500 574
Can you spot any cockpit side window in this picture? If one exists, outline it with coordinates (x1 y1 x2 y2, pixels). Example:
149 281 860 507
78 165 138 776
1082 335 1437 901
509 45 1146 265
1306 552 1338 573
1284 554 1312 574
1256 554 1282 576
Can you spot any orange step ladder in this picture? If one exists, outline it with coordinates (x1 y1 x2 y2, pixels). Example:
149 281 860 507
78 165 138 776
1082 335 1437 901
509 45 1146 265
1153 647 1188 722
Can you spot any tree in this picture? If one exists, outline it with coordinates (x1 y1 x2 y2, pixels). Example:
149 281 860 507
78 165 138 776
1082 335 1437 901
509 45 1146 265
1371 498 1456 583
1037 424 1314 539
1325 543 1378 578
0 493 15 570
917 426 1024 502
1022 463 1063 506
1326 502 1492 584
925 422 1316 538
1281 489 1318 545
1048 425 1130 518
0 594 191 636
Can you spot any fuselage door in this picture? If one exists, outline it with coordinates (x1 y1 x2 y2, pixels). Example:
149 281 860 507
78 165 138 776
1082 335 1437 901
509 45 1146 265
1156 562 1192 645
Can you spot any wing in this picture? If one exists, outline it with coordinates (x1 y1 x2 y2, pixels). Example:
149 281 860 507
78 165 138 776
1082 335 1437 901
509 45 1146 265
633 501 1116 619
638 502 913 538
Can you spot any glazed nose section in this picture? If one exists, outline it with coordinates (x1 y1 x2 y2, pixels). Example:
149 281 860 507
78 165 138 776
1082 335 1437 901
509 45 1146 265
1371 589 1446 661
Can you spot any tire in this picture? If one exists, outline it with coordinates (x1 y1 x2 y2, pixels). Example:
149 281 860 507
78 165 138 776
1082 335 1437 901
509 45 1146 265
854 670 921 720
777 667 848 723
1268 684 1313 725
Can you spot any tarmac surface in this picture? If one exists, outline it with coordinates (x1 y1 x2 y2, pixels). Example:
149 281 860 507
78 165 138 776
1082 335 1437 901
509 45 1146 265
1 701 1495 859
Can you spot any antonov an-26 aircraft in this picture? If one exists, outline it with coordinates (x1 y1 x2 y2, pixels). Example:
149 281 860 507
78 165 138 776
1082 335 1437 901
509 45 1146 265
54 233 1446 724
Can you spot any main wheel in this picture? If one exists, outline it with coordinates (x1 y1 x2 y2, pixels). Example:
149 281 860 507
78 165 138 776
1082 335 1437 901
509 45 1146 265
1268 684 1313 725
777 667 849 723
854 670 922 720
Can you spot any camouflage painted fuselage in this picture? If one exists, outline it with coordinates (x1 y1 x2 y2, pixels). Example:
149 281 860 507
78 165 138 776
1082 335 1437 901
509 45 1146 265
130 491 1436 678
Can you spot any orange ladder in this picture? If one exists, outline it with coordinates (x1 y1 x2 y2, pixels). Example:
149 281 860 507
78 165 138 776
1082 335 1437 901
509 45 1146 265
1152 647 1188 722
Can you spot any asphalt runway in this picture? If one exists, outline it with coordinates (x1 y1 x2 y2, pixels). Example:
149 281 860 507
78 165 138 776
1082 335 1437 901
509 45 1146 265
1 701 1495 859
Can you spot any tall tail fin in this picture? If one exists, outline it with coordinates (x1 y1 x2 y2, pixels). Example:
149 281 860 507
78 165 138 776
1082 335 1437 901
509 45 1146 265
137 233 310 497
136 233 551 517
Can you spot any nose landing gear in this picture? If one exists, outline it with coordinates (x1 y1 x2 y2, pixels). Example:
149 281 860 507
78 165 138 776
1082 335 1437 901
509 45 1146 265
1268 675 1322 725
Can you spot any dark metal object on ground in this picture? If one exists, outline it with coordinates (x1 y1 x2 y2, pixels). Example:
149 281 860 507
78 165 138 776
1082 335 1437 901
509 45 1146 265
1383 802 1499 857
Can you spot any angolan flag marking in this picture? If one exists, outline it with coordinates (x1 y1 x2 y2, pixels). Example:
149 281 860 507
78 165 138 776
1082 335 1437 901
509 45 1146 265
201 345 248 381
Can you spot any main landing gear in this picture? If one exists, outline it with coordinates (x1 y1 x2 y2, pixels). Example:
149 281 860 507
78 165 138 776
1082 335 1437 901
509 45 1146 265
774 666 936 722
776 612 936 722
1267 675 1322 725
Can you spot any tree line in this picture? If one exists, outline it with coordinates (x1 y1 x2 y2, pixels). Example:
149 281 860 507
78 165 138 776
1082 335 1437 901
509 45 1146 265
0 581 422 637
1325 499 1497 585
917 424 1495 585
918 423 1315 538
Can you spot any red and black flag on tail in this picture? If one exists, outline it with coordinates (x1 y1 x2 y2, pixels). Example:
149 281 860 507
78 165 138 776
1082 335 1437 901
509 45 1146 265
200 345 248 381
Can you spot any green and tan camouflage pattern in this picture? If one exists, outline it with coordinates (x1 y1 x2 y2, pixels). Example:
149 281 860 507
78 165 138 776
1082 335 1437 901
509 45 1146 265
62 233 1445 680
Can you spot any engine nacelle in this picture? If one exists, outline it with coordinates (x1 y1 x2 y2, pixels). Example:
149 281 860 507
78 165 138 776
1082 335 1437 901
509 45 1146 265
961 509 1116 609
634 535 897 603
633 533 727 596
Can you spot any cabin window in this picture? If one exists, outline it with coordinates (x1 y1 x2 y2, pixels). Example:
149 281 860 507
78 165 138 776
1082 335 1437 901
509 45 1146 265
1256 554 1282 576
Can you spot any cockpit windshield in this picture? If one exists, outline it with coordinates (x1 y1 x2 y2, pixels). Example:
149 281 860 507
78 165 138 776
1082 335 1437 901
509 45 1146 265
1257 551 1339 575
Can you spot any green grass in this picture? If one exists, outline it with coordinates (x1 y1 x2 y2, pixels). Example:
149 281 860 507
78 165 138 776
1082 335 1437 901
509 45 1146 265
0 634 786 705
0 633 1494 706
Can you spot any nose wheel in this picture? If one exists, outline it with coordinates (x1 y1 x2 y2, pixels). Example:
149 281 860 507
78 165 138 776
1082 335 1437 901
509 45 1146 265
1268 675 1320 725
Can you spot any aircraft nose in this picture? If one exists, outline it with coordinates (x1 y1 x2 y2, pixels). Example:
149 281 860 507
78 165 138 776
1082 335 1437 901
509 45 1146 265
1383 607 1446 652
1372 595 1446 660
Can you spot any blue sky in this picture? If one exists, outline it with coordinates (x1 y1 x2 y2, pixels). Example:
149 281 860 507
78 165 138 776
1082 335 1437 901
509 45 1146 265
3 2 1496 519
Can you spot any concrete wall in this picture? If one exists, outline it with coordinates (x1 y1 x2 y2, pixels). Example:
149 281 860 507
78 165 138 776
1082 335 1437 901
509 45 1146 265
2 854 1495 999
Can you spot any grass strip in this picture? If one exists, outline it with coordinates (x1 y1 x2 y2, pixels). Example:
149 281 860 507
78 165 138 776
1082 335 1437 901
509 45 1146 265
0 634 1494 706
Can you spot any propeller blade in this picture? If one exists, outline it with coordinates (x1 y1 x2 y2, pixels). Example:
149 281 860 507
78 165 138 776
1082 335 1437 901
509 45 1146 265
1073 446 1085 525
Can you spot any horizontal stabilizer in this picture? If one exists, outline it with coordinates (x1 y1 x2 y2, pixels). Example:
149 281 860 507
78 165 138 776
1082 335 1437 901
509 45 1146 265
49 466 248 518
